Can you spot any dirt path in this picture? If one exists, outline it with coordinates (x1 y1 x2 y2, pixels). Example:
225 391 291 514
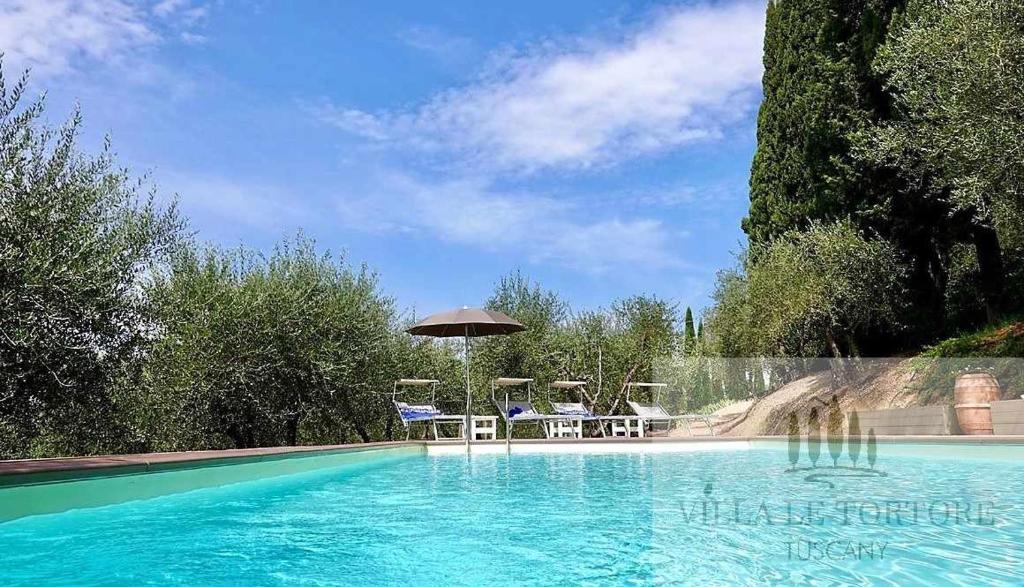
671 359 927 437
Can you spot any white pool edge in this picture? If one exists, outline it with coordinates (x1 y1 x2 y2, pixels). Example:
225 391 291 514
427 439 755 455
426 437 1024 460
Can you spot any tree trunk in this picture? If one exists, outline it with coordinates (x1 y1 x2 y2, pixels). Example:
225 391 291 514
285 412 300 446
338 390 371 442
903 235 949 341
607 363 641 415
971 223 1005 324
350 419 371 443
225 425 246 450
826 329 843 359
826 329 849 389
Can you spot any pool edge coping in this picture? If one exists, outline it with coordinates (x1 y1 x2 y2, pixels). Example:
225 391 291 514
0 442 424 487
4 435 1022 482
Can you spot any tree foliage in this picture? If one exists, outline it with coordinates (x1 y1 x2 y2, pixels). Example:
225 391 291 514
683 307 696 354
706 222 905 358
0 64 470 458
474 271 569 392
873 0 1024 221
0 70 184 458
745 0 899 245
474 273 680 419
716 0 1024 359
126 239 416 450
863 0 1024 320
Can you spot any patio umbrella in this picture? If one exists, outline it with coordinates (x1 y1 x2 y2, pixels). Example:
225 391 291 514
407 307 525 452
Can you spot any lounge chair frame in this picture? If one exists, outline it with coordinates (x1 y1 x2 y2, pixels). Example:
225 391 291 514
491 377 567 439
546 381 592 438
626 382 716 436
392 379 466 440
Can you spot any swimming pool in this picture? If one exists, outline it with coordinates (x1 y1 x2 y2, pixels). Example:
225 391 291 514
1 442 1021 585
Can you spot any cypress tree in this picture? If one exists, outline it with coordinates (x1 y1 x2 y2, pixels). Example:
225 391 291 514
683 307 696 352
747 0 859 244
826 396 844 466
787 412 801 470
807 407 822 467
848 410 862 466
746 0 908 244
744 0 957 348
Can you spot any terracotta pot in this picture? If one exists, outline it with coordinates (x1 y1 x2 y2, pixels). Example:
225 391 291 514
954 372 1001 435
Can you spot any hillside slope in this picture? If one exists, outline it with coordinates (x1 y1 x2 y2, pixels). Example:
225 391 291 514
709 321 1024 437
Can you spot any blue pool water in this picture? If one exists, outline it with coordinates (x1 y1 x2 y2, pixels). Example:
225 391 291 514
1 446 1022 585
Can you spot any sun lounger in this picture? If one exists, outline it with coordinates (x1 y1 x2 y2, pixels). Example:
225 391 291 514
548 381 656 438
392 379 469 440
491 377 567 438
626 382 716 436
547 381 593 437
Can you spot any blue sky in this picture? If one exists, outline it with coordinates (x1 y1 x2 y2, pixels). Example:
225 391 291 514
1 0 765 317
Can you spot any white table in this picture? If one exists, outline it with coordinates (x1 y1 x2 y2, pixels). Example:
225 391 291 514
601 416 645 438
543 416 645 438
544 418 582 438
470 416 498 440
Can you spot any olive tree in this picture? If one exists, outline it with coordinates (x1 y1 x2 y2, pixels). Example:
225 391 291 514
865 0 1024 320
130 238 409 450
747 222 906 357
473 273 680 419
705 222 906 359
0 68 183 458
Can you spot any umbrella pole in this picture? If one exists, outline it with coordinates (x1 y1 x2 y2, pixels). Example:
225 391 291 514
464 328 471 455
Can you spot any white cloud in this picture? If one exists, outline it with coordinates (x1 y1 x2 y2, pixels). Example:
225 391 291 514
153 0 188 17
315 4 763 276
180 31 207 45
623 181 746 209
396 25 476 68
0 0 156 76
336 172 684 273
319 1 765 171
0 0 209 77
153 0 207 25
160 171 313 233
310 103 390 141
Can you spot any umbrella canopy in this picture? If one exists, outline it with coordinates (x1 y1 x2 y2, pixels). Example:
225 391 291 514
406 307 524 337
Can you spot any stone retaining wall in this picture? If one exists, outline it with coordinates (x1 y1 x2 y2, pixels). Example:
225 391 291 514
853 405 961 436
992 399 1024 435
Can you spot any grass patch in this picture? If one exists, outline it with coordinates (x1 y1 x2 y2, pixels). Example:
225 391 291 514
922 318 1024 358
911 318 1024 402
